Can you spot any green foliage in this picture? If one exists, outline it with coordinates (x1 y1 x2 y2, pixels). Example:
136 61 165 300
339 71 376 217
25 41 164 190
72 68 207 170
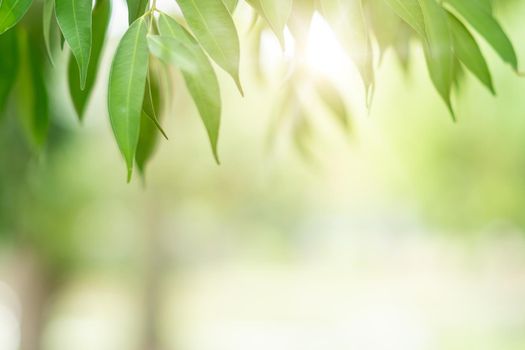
155 13 222 163
126 0 149 24
447 12 494 94
175 0 243 95
419 0 455 119
16 28 49 148
444 0 518 70
55 0 93 89
0 0 521 180
108 17 149 181
68 0 111 120
246 0 292 47
0 0 33 34
319 0 374 99
0 28 18 114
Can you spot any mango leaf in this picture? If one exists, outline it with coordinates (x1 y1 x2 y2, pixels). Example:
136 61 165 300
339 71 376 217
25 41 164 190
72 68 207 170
0 28 18 115
444 0 517 70
56 0 93 89
43 0 55 65
136 63 165 176
0 0 33 35
126 0 149 24
245 0 292 48
175 0 243 94
15 28 49 148
156 13 221 162
418 0 455 119
318 0 374 98
68 0 111 120
382 0 425 37
108 17 149 181
447 11 494 94
222 0 238 13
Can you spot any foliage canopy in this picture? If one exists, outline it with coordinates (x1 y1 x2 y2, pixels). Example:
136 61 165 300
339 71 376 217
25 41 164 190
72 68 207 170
0 0 520 180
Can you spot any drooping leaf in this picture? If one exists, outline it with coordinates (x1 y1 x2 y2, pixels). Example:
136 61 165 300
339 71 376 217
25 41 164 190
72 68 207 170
43 0 55 65
136 63 164 175
126 0 149 24
0 27 18 115
318 0 374 97
222 0 238 13
245 0 293 47
447 11 494 94
292 108 316 163
68 0 111 120
55 0 93 89
287 0 314 48
366 0 403 57
155 13 221 162
315 78 351 132
418 0 455 119
147 35 200 73
15 28 49 148
444 0 518 70
175 0 243 94
382 0 425 37
0 0 33 35
108 17 149 181
393 25 412 72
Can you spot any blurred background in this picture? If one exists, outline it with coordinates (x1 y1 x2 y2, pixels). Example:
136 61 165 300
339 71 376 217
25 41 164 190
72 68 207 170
2 0 525 349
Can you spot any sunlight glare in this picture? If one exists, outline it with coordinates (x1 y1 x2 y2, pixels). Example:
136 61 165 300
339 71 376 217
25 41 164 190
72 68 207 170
306 14 348 79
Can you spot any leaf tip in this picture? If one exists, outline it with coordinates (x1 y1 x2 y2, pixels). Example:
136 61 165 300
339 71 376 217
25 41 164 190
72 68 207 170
234 75 244 97
127 166 133 183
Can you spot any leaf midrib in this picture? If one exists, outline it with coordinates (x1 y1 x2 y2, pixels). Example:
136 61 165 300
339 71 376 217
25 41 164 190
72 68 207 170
124 19 145 153
186 0 230 70
71 0 86 81
0 0 22 29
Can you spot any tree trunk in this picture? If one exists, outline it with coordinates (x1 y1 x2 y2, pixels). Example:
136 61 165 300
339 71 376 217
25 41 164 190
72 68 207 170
7 248 57 350
142 199 166 350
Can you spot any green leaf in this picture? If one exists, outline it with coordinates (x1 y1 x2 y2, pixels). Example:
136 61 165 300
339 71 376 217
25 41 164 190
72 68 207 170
147 35 199 72
318 0 374 97
55 0 93 89
393 25 412 72
126 0 149 24
136 64 164 176
382 0 425 37
366 0 402 56
108 17 149 181
418 0 455 119
68 0 111 120
15 28 49 148
444 0 517 70
43 0 55 65
222 0 238 13
156 13 221 162
0 0 33 35
0 27 18 114
175 0 243 94
246 0 292 47
447 11 494 94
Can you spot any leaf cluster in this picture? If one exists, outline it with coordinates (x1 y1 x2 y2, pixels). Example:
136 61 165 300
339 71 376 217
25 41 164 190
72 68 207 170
0 0 520 180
